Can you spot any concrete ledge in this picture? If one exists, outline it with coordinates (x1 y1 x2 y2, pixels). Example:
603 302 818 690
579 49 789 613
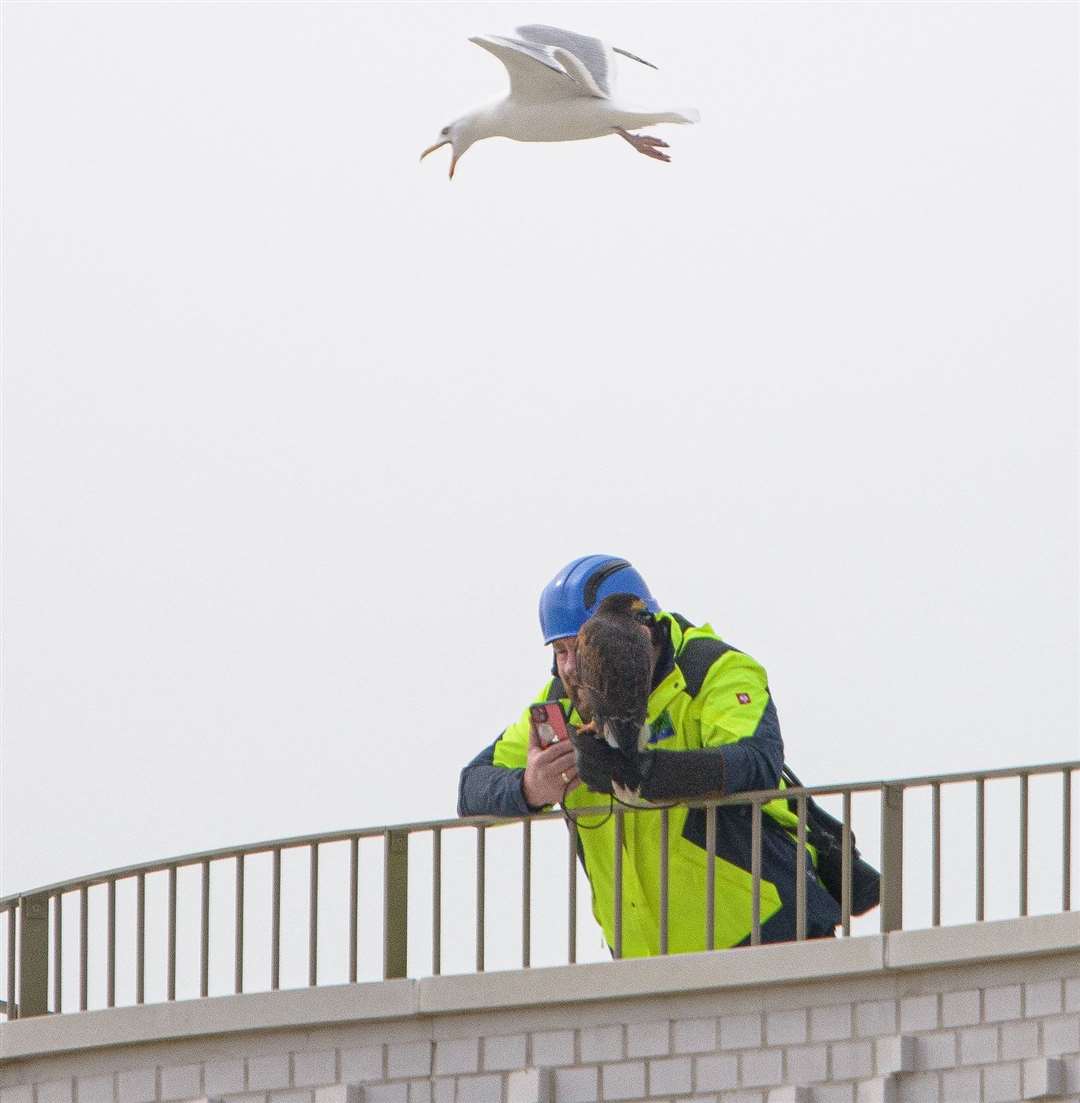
0 979 416 1061
3 914 1078 1063
418 933 885 1015
885 912 1080 970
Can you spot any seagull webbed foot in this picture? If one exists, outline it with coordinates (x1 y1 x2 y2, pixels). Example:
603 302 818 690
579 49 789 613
613 127 671 163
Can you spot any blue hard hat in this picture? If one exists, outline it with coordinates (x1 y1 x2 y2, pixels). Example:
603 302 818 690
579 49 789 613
538 555 660 644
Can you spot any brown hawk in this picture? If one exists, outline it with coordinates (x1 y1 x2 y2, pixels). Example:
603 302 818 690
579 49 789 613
573 592 654 767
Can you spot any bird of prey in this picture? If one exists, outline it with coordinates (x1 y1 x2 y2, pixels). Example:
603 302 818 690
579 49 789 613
421 24 700 178
573 593 655 767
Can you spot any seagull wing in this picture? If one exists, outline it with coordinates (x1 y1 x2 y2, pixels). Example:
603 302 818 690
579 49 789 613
515 24 615 96
469 35 583 104
551 48 607 99
515 25 660 95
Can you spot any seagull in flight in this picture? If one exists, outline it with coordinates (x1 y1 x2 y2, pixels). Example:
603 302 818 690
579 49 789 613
421 24 700 179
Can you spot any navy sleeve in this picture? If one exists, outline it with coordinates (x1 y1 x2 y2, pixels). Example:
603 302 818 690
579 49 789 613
716 696 785 794
457 735 534 818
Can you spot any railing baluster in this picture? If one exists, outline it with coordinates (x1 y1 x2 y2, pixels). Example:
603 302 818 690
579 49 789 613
234 855 245 995
1064 769 1072 913
880 785 904 932
53 894 63 1013
18 895 49 1018
659 808 669 955
521 819 531 968
842 791 852 936
200 860 210 998
106 880 116 1007
7 905 16 1019
308 843 319 987
474 826 485 973
136 874 145 1005
613 810 624 959
705 804 717 951
166 869 176 1001
430 829 440 977
976 777 985 922
79 884 89 1011
1019 773 1029 917
270 849 281 991
796 795 807 941
567 817 578 965
931 782 941 928
750 802 762 946
349 837 359 983
383 832 409 980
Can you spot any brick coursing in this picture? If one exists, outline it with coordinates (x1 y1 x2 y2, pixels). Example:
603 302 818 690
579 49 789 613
3 960 1080 1103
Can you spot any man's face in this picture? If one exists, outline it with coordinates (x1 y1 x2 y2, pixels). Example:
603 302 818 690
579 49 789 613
553 635 591 721
552 636 578 686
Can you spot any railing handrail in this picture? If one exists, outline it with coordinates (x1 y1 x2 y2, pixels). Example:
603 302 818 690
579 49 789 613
3 758 1076 910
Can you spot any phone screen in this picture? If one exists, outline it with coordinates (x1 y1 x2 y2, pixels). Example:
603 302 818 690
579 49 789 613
530 702 570 747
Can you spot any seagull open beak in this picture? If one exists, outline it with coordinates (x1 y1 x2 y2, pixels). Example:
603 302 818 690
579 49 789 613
420 139 449 163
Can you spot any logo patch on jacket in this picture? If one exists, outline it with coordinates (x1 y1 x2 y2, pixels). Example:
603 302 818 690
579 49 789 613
647 711 675 745
736 693 751 704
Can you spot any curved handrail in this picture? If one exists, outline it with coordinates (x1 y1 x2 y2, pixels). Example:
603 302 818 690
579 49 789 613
3 758 1075 909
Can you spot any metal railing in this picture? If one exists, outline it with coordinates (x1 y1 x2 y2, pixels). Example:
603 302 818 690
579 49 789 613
1 760 1075 1020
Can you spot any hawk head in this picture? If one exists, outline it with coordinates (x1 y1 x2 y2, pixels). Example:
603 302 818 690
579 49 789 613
573 593 655 764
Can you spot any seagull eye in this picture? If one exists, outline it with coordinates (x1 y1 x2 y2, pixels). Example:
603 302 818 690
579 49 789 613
440 126 450 136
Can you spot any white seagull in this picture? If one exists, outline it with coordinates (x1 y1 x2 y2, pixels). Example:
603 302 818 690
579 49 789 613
421 24 700 179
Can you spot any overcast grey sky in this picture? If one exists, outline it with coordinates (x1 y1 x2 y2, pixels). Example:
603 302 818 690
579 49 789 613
2 0 1077 935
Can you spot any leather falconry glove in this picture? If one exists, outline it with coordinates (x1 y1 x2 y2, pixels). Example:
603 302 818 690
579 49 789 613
570 728 644 794
572 730 728 803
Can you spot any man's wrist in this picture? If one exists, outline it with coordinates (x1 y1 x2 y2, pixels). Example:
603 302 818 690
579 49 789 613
520 772 546 813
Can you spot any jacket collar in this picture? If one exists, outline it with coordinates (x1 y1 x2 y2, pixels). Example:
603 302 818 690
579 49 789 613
647 611 688 720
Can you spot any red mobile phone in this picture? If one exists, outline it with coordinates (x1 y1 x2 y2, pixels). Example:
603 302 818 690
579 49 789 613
530 702 570 748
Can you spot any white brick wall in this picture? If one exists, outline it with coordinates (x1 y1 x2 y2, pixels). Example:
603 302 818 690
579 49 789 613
246 1059 288 1093
626 1022 669 1059
529 1034 573 1069
721 1015 763 1050
75 1077 113 1103
36 1083 74 1103
3 934 1080 1103
483 1038 527 1073
203 1063 244 1097
578 1027 622 1064
292 1054 336 1089
159 1068 201 1102
672 1019 714 1055
338 1051 382 1085
116 1071 155 1103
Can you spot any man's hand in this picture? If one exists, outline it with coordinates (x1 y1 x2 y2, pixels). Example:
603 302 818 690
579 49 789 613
522 717 580 808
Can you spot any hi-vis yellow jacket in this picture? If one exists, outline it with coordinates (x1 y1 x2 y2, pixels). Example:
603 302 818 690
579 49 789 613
467 612 838 954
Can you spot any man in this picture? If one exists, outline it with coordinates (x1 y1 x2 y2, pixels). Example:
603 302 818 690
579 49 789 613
458 554 839 954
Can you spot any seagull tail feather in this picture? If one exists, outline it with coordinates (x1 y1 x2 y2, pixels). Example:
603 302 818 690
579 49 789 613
657 108 700 125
